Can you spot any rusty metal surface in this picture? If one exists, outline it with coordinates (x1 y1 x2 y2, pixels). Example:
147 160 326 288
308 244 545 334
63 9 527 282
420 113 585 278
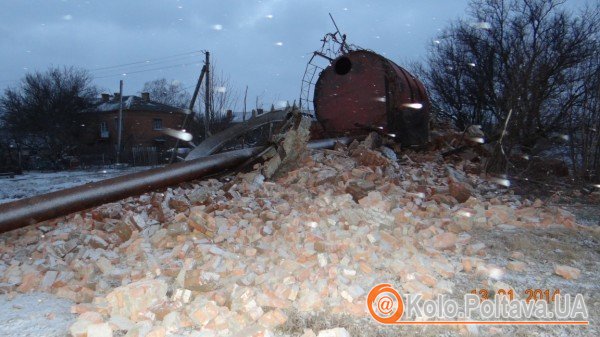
314 50 429 146
0 137 355 233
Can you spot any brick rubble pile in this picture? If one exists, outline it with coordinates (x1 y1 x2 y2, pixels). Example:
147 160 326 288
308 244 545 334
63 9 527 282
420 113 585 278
0 137 584 337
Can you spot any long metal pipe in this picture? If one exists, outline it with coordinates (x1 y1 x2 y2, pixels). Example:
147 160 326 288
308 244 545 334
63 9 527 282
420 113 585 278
0 137 354 233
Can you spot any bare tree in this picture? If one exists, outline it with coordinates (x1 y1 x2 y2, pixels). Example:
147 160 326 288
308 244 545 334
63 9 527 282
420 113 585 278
197 63 239 133
416 0 600 175
141 78 191 108
0 67 98 166
567 55 600 181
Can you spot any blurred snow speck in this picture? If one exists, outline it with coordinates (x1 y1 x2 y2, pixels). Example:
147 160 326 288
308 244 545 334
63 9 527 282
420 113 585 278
266 14 273 19
471 21 492 29
467 62 476 67
61 14 73 21
403 103 423 109
343 7 349 11
162 128 193 142
212 24 223 31
215 86 227 93
488 267 503 280
457 210 472 218
468 137 485 144
374 97 386 102
490 176 511 187
274 100 288 108
275 42 283 46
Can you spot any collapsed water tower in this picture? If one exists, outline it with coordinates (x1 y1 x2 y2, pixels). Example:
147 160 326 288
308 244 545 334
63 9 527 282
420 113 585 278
312 49 430 147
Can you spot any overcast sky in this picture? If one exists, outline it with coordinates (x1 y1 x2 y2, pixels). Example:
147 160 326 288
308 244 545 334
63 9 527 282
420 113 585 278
0 0 592 110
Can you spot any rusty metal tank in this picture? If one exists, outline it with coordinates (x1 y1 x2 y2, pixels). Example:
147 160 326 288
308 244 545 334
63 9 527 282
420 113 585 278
314 50 430 146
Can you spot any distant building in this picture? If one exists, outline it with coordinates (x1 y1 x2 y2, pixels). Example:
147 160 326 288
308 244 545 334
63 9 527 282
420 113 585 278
79 92 195 165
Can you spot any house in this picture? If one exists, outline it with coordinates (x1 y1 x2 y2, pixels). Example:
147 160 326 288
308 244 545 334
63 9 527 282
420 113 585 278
79 92 195 165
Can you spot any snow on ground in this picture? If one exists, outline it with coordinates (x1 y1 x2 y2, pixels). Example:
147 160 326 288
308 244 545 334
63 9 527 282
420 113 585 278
0 293 75 337
0 166 158 204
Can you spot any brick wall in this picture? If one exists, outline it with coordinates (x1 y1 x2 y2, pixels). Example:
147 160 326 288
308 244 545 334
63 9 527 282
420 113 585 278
79 110 190 164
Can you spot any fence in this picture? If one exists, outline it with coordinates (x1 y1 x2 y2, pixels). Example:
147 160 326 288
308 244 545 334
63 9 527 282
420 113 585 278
131 146 159 167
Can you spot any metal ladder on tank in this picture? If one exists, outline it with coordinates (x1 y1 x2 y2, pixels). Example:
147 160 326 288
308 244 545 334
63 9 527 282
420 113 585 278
299 54 325 114
299 14 351 114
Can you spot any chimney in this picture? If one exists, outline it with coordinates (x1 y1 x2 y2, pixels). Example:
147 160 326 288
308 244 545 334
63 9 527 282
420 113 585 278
101 93 110 102
113 92 120 100
141 92 150 101
252 109 257 118
226 110 233 120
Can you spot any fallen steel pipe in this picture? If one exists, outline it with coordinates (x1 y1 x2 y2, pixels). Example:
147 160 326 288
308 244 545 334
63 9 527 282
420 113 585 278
0 137 354 233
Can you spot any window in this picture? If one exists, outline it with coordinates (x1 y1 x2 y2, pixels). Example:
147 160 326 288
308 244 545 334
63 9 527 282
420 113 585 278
100 121 109 139
153 118 163 130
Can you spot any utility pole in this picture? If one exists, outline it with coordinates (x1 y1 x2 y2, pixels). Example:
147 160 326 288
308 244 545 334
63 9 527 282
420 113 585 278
168 61 207 164
243 85 248 123
204 51 211 139
116 80 124 164
242 85 248 148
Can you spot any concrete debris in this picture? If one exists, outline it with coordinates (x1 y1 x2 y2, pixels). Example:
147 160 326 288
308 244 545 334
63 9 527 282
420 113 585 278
317 327 351 337
86 323 112 337
262 110 312 179
554 265 581 280
506 261 527 272
0 135 589 337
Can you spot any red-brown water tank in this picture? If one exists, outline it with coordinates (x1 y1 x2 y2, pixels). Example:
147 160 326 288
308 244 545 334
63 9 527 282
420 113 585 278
314 50 430 146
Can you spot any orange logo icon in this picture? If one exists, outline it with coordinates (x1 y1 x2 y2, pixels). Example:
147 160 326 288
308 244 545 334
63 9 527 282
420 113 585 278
367 283 404 323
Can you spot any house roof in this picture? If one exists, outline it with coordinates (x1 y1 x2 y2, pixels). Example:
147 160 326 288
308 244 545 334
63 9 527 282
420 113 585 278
88 95 188 115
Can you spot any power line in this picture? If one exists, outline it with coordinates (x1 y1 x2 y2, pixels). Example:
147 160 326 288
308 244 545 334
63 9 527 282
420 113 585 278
89 50 205 72
90 54 205 76
88 56 204 76
1 50 207 89
94 61 202 79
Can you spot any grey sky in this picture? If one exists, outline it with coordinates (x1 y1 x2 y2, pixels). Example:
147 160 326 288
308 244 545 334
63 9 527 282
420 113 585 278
0 0 592 110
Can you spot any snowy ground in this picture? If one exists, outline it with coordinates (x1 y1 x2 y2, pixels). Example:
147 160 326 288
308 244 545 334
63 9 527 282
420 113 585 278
0 166 158 204
0 293 75 337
